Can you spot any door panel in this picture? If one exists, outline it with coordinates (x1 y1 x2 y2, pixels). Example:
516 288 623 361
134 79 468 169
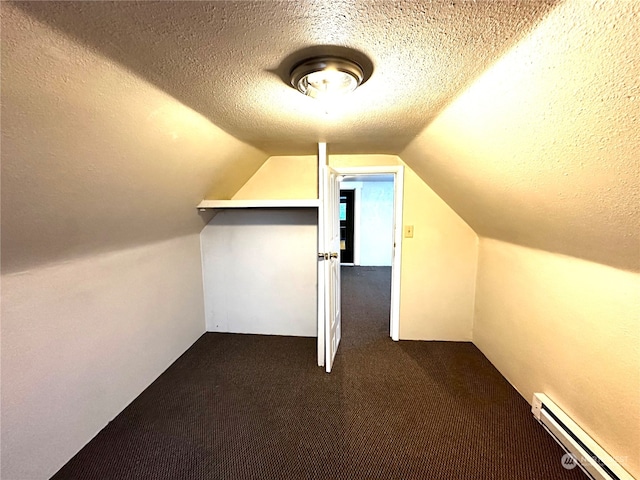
316 142 342 372
317 147 326 368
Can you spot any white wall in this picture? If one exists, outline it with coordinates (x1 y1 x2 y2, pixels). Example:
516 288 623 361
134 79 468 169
201 209 317 337
0 235 206 479
233 155 317 200
330 155 478 341
474 238 640 478
356 180 394 266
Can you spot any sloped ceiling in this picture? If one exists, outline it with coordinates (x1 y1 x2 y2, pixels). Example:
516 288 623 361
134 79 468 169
1 4 268 273
2 1 637 274
13 0 559 154
401 0 640 272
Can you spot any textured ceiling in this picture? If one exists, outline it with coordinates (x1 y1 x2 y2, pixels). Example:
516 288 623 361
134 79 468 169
3 0 636 274
15 0 559 155
401 0 640 272
1 4 268 273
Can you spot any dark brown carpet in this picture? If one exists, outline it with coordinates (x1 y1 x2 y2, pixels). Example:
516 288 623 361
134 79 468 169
52 266 585 479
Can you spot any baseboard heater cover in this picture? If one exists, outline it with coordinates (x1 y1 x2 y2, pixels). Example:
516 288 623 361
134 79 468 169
531 393 634 480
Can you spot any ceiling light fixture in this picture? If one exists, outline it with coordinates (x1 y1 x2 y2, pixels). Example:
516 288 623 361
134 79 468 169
290 56 364 99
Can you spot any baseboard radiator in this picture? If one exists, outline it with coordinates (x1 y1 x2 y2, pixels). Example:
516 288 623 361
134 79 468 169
532 393 634 480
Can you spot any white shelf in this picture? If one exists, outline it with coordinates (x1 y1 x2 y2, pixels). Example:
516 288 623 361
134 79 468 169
197 199 320 210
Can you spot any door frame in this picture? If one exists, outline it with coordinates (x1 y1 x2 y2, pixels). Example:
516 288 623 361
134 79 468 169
332 166 404 341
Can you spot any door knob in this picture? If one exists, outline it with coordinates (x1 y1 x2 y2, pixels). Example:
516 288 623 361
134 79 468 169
329 252 339 259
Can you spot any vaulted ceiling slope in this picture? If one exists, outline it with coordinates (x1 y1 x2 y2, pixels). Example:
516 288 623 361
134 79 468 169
401 0 640 272
13 0 559 155
1 4 268 273
3 1 637 274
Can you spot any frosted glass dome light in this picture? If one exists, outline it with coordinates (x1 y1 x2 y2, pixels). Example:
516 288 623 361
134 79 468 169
290 57 364 99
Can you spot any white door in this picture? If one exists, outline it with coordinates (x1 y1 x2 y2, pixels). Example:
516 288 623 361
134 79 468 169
316 143 342 372
323 164 342 372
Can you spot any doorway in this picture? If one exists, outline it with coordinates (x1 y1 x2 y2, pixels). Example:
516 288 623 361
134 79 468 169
317 158 404 370
333 166 404 341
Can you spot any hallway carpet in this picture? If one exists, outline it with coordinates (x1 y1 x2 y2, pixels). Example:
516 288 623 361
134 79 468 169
52 266 585 479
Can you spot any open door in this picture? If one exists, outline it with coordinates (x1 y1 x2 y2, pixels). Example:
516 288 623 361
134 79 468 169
323 164 342 372
317 143 342 373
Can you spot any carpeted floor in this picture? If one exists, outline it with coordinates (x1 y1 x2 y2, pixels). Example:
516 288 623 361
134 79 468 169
52 266 585 479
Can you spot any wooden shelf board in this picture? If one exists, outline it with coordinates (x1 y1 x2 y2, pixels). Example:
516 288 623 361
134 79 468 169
197 199 320 210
